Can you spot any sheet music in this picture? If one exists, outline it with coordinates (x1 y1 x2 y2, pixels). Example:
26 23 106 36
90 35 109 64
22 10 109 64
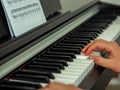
1 0 46 37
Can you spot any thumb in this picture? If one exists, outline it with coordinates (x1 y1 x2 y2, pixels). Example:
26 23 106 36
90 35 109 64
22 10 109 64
89 55 110 68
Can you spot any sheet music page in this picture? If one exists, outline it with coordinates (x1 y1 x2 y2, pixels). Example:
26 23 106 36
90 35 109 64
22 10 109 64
1 0 46 37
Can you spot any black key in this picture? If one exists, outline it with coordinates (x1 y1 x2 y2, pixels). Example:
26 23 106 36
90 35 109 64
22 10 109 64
77 27 104 33
26 65 61 73
88 19 112 24
60 39 88 45
76 28 103 34
71 32 99 37
31 62 65 69
0 84 36 90
34 59 68 66
64 37 91 43
11 74 50 83
83 23 109 29
40 54 72 62
54 45 82 51
86 22 109 26
36 53 73 62
45 51 76 58
93 15 116 20
58 43 85 48
50 47 80 54
17 70 55 79
68 35 95 40
69 33 97 38
0 80 41 90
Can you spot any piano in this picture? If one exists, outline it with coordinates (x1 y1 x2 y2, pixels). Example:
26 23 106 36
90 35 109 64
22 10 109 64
0 0 120 90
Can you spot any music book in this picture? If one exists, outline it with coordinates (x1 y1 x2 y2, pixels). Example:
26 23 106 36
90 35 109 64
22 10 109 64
0 0 46 37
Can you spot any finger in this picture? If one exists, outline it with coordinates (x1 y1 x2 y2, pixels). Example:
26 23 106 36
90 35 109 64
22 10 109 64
67 84 82 90
82 42 99 55
48 82 67 90
82 39 113 55
47 82 81 90
90 55 112 69
85 41 112 55
38 88 51 90
38 84 53 90
82 42 93 53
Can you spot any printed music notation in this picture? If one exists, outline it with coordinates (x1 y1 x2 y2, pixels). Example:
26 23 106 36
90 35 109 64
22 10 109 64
11 3 40 19
1 0 46 37
7 0 26 5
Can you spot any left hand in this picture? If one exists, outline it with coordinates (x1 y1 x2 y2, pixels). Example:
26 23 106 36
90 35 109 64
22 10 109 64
38 82 82 90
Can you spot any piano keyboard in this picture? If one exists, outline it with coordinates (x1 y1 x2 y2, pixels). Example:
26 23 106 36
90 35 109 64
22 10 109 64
0 8 120 90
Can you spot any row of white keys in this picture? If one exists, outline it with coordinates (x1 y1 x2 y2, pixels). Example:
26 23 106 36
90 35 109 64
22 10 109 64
53 58 94 86
41 55 94 87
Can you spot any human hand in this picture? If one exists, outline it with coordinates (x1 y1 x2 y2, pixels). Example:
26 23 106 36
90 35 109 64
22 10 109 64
38 82 82 90
82 39 120 73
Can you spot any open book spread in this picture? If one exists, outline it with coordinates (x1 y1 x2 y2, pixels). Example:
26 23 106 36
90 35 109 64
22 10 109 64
1 0 46 37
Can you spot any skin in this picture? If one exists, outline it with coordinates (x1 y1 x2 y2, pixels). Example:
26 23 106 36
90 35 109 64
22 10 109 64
38 82 82 90
82 39 120 73
38 39 120 90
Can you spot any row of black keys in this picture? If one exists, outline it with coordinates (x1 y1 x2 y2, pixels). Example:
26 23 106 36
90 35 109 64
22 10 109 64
0 12 117 90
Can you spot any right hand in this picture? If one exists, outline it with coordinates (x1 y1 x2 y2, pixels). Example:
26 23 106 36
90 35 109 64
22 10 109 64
82 39 120 73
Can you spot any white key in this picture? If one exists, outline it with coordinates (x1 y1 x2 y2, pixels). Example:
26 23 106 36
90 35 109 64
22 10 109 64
75 55 89 59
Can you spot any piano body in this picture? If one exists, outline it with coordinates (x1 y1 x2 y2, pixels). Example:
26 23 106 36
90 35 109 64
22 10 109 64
0 0 120 90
